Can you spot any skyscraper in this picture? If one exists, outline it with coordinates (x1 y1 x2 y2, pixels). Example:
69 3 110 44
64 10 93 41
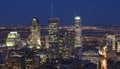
106 34 116 51
59 35 65 58
74 16 83 59
48 18 59 59
27 17 41 49
74 16 82 47
116 40 120 53
62 30 74 59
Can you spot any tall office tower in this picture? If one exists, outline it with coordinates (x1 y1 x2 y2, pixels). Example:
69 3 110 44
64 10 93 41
66 30 74 56
48 18 59 59
74 16 82 47
59 35 65 57
106 34 116 51
27 17 41 49
6 31 20 47
74 16 83 58
116 40 120 53
116 40 120 62
62 30 74 59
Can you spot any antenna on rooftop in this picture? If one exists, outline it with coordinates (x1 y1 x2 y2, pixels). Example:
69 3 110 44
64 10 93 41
74 8 77 17
51 3 54 18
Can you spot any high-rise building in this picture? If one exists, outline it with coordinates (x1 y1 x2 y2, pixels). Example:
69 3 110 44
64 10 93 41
62 30 74 59
74 16 82 47
59 35 65 58
74 16 83 59
116 40 120 60
6 31 20 47
48 18 59 59
27 17 41 49
106 34 116 51
116 40 120 53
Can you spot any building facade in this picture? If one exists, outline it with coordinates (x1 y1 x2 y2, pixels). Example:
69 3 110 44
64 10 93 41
6 31 20 47
27 18 42 49
48 18 59 59
106 34 116 51
74 16 83 59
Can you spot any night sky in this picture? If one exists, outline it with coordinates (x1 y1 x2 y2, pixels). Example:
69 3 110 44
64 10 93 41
0 0 120 26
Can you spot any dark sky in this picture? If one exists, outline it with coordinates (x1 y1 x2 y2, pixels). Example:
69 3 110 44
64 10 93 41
0 0 120 26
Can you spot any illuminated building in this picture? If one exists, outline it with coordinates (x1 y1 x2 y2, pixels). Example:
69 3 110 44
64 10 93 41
62 30 74 59
81 46 99 69
59 35 65 58
74 16 83 59
74 16 82 47
27 17 41 49
6 31 20 47
106 34 116 51
45 35 49 49
116 40 120 61
116 40 120 53
48 18 59 59
33 51 47 68
36 51 47 64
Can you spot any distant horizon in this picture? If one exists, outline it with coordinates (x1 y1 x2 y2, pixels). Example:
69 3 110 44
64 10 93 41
0 23 120 27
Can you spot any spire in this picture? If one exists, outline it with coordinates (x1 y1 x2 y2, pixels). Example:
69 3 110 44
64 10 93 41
50 3 54 18
74 8 77 17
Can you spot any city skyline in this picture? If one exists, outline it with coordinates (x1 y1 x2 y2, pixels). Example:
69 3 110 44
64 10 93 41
1 16 120 69
0 0 120 26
